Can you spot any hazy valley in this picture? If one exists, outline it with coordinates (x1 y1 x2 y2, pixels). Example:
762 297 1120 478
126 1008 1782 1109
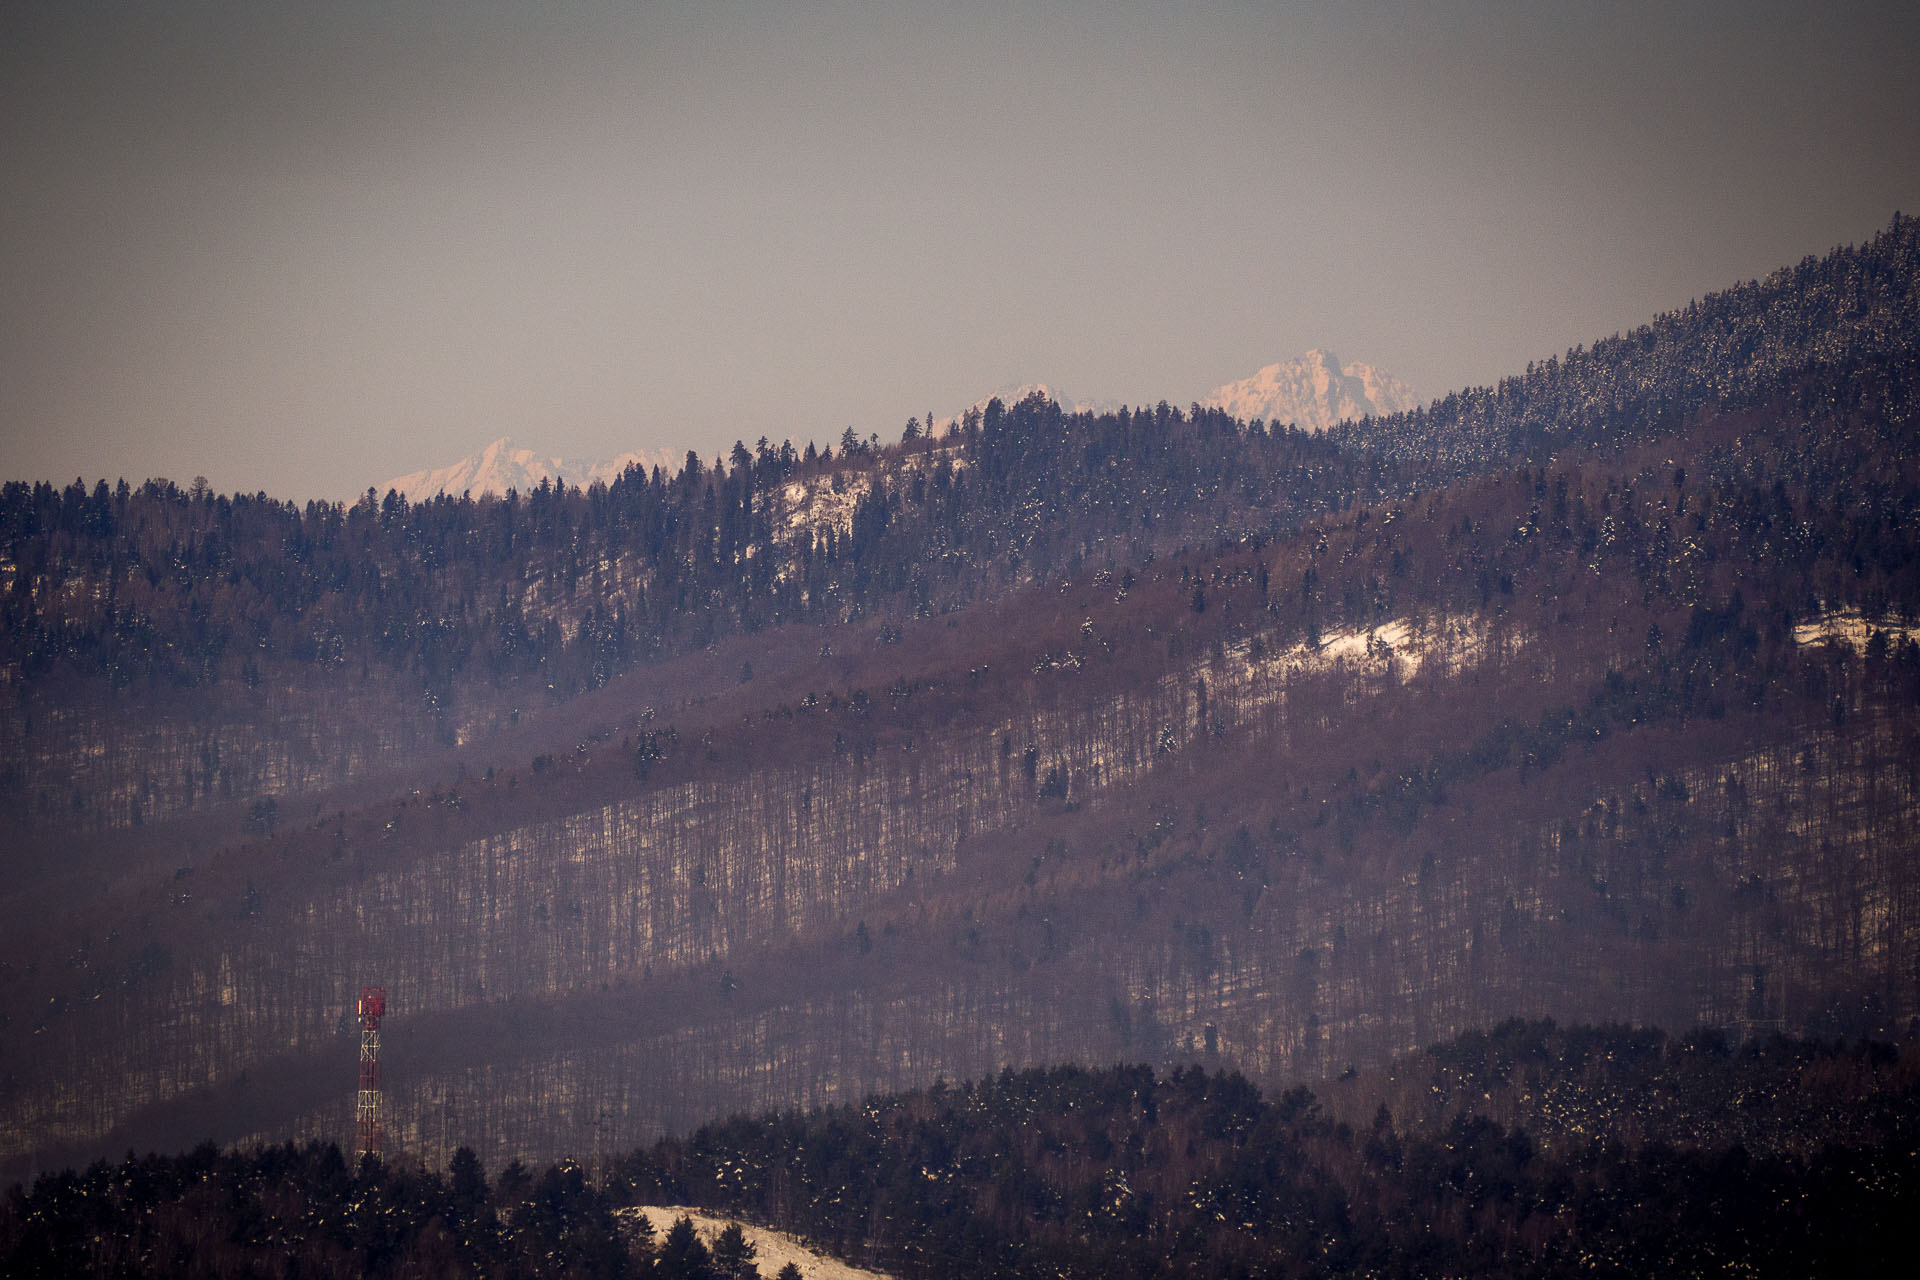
5 218 1920 1276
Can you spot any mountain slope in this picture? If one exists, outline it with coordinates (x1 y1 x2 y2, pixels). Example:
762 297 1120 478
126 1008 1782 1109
2 218 1919 1183
1336 213 1920 472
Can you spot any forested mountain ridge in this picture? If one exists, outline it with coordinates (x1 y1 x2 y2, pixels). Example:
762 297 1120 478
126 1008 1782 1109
2 219 1919 1191
1335 212 1920 471
0 400 1376 837
8 216 1917 725
0 403 1366 701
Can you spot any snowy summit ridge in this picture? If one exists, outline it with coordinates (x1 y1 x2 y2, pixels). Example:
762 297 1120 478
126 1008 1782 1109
1200 350 1418 431
380 436 676 501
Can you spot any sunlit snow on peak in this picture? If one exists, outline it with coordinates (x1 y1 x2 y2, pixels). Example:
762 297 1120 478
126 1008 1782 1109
1200 350 1419 431
380 436 680 500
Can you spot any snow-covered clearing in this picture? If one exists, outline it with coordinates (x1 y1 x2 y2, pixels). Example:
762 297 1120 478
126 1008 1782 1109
625 1206 892 1279
1234 614 1499 688
1792 609 1916 650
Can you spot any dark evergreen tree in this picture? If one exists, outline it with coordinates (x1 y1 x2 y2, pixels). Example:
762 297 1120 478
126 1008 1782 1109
711 1220 759 1280
656 1215 715 1280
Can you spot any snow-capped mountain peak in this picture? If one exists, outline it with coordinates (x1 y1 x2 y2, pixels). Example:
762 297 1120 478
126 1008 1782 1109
1200 350 1418 431
380 437 677 501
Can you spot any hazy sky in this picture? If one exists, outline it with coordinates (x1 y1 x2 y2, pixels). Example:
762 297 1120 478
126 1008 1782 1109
4 1 1917 501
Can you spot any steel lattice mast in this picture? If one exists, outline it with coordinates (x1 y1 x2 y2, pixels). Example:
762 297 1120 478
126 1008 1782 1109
355 986 386 1158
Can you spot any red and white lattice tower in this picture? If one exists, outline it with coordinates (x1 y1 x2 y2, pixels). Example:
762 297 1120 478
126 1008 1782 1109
355 986 386 1157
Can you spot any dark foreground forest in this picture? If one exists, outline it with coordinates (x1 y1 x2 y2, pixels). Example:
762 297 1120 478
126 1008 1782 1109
5 1022 1916 1278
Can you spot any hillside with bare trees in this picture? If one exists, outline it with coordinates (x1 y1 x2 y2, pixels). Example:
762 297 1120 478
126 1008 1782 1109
3 217 1920 1185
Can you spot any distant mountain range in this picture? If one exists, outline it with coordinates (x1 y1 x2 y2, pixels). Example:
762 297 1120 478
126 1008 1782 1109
380 436 678 500
382 352 1418 498
945 353 1419 433
1199 349 1420 430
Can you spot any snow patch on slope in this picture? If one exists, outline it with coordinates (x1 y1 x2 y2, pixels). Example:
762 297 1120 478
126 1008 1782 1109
778 446 966 544
1004 609 1514 816
1792 610 1917 650
781 473 873 539
1232 615 1498 692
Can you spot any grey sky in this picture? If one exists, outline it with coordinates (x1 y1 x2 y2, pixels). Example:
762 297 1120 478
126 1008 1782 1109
3 1 1916 500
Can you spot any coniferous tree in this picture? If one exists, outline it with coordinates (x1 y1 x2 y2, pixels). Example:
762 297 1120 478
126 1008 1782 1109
711 1221 759 1280
656 1215 715 1280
